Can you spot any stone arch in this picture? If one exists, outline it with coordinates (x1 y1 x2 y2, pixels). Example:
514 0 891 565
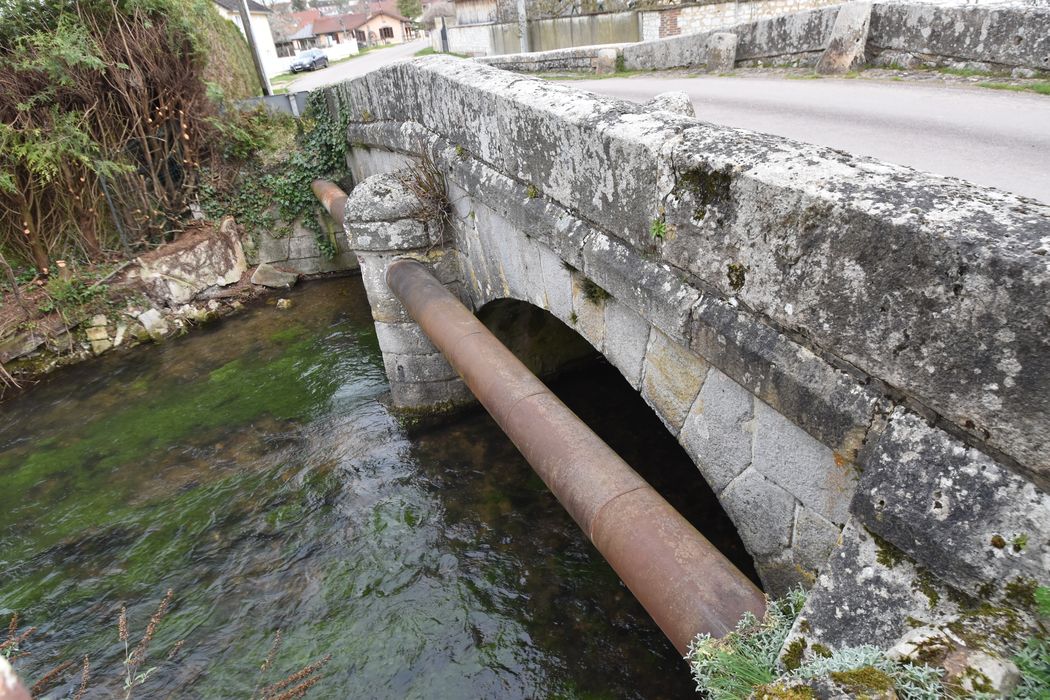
345 163 854 596
454 229 850 595
473 294 762 586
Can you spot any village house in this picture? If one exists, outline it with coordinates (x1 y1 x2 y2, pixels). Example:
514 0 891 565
211 0 284 77
271 1 416 57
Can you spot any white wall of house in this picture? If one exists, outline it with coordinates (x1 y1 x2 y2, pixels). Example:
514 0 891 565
359 14 410 44
218 7 285 79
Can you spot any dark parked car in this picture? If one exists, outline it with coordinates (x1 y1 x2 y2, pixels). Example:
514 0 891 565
290 49 328 72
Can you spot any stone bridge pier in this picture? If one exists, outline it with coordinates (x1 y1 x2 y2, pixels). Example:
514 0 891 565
327 57 1050 673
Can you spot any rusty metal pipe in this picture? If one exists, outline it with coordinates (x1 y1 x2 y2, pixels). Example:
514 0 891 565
312 179 347 223
385 259 765 654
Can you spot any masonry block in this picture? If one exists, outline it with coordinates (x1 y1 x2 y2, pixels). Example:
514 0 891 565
678 367 754 494
602 299 650 389
390 376 473 410
348 219 431 253
854 409 1050 597
257 233 290 264
594 48 619 75
721 467 796 560
752 398 856 525
383 351 458 384
374 321 440 356
537 242 574 322
570 275 606 351
706 32 738 72
792 506 841 574
288 235 320 260
816 2 872 74
641 328 708 433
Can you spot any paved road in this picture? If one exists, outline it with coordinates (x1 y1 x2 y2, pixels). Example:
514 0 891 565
570 75 1050 202
287 38 430 92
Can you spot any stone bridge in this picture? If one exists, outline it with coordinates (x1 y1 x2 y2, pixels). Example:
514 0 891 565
323 57 1050 659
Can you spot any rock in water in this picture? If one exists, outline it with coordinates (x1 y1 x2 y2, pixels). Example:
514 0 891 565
251 263 298 289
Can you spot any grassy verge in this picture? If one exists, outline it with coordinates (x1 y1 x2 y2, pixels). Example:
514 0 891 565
541 68 661 81
979 80 1050 96
415 47 469 58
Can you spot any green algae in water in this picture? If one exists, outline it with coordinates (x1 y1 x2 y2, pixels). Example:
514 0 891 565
0 277 697 699
0 329 367 563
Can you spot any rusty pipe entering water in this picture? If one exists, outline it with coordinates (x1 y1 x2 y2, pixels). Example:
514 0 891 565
312 179 347 223
385 258 765 654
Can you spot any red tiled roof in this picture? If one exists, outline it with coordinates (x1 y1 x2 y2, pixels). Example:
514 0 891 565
288 8 322 24
310 5 409 34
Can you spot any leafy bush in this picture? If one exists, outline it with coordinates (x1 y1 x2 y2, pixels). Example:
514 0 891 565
199 93 349 259
0 0 260 271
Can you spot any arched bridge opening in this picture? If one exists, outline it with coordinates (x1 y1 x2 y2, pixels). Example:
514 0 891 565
476 297 761 589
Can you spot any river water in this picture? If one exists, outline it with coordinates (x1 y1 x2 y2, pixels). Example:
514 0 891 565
0 276 750 698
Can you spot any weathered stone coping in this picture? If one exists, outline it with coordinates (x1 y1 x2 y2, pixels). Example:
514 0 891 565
328 56 1050 484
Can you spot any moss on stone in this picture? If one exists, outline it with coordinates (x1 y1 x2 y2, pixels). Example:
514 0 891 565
829 666 895 694
913 571 941 608
990 534 1007 549
753 681 816 699
1005 576 1038 609
677 166 733 222
727 262 747 291
872 531 906 569
947 602 1027 650
782 637 807 671
580 278 610 305
976 582 997 600
811 643 833 658
798 618 812 634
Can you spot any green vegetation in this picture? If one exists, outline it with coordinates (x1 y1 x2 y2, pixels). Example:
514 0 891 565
689 588 807 698
0 0 260 272
416 47 468 58
1011 586 1050 699
4 590 332 697
979 81 1050 96
199 92 349 259
691 583 1050 699
397 0 422 20
649 218 667 240
580 278 610 305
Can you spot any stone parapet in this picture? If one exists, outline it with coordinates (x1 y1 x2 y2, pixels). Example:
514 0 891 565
326 55 1050 641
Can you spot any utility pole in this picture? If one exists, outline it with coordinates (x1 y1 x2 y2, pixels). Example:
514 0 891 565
238 0 273 96
516 0 529 54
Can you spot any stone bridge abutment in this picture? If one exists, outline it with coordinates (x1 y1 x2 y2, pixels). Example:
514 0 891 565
325 56 1050 662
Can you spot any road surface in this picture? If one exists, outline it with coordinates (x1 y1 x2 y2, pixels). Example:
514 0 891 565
287 38 430 92
571 75 1050 202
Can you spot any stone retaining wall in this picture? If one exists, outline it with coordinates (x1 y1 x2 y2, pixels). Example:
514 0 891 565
476 44 625 73
638 0 844 42
325 57 1050 658
623 1 1050 73
487 2 1050 74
